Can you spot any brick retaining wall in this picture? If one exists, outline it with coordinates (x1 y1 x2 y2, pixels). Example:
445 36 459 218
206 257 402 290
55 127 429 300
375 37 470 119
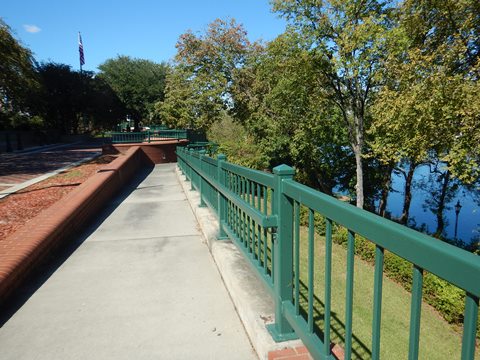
102 140 188 164
0 146 151 303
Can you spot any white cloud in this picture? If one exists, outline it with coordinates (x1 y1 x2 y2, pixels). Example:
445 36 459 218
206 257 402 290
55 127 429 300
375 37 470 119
23 24 41 33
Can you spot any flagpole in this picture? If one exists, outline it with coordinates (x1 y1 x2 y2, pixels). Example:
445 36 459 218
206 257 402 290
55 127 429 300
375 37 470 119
78 31 85 133
78 31 84 74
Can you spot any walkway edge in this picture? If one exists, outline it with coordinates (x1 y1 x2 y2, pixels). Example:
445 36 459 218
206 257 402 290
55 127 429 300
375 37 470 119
0 146 150 304
176 166 303 360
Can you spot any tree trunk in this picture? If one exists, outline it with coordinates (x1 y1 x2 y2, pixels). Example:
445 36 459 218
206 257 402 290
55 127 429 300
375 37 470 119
134 118 140 132
434 170 450 237
352 109 365 209
399 162 417 225
308 170 333 196
354 145 364 208
378 162 394 217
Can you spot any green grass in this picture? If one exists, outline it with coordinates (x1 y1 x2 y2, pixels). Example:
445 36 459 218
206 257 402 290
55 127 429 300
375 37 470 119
296 227 479 359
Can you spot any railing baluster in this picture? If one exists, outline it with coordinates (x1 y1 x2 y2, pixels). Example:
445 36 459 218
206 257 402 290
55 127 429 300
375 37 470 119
243 210 247 247
324 218 333 356
234 175 239 234
238 206 241 240
271 229 275 282
263 226 268 275
263 186 267 215
294 201 300 315
308 209 315 333
252 218 257 260
345 230 355 360
233 203 237 236
250 180 255 206
256 183 261 211
234 204 237 235
235 174 239 196
247 214 251 252
270 188 274 216
461 292 479 360
257 225 261 263
239 205 243 243
372 245 385 360
408 265 423 360
242 177 246 201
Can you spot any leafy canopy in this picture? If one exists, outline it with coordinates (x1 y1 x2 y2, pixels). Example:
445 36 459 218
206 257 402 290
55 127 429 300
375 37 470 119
98 55 168 124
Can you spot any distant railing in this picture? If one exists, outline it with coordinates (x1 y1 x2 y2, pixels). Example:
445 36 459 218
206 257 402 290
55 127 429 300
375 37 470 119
176 146 479 360
108 129 188 143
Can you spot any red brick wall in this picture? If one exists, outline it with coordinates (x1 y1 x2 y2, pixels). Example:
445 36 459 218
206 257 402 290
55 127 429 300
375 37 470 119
102 140 188 164
0 146 150 304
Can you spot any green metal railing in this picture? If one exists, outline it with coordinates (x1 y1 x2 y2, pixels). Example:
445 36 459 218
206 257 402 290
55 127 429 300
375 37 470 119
176 146 479 360
109 129 187 143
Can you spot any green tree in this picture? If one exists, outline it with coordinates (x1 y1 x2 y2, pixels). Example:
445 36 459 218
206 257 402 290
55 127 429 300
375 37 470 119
36 62 125 134
272 0 394 208
82 75 126 132
0 20 38 129
208 114 267 169
157 64 225 130
370 0 480 225
98 56 168 130
36 63 83 134
156 18 253 130
233 31 354 195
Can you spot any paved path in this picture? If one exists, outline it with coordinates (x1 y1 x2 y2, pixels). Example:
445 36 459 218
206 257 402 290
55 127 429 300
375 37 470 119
0 142 101 198
0 163 257 359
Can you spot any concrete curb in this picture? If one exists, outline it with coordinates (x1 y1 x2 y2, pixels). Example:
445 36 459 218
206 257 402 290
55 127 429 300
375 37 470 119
0 146 150 304
175 166 303 360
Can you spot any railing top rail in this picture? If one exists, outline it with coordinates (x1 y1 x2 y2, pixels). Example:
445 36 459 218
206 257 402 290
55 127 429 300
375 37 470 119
108 131 144 135
177 148 277 228
282 179 480 297
222 162 275 188
202 156 218 166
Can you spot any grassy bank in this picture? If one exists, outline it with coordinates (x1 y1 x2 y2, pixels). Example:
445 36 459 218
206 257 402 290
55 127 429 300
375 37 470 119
295 227 479 359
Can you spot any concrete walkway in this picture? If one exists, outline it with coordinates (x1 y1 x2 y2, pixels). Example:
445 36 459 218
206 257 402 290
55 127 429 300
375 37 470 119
0 163 257 360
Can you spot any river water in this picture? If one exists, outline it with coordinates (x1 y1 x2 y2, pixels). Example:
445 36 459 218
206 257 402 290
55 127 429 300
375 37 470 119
385 164 479 245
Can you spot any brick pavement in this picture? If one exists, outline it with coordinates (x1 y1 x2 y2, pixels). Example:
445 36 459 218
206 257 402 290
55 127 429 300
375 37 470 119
0 143 101 195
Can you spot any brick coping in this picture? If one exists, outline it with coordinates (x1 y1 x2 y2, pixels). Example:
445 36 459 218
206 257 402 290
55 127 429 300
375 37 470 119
0 146 150 304
268 344 344 360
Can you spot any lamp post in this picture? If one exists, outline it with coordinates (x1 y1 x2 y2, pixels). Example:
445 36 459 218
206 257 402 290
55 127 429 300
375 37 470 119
454 200 462 240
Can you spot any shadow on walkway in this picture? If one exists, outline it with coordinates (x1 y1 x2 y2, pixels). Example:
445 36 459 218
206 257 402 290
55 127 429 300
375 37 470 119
0 166 154 327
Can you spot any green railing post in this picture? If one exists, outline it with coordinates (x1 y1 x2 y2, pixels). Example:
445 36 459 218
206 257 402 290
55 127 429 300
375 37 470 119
267 164 298 341
189 148 195 191
179 147 185 175
148 130 151 143
198 149 207 207
217 154 228 240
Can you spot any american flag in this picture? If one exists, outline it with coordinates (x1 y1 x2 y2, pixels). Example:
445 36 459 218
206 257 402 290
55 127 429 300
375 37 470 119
78 32 85 66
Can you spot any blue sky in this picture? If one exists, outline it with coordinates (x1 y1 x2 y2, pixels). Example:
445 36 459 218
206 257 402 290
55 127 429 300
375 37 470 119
2 0 287 72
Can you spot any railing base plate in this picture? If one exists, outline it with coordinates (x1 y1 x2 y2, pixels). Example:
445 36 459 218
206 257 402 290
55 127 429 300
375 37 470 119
266 323 298 342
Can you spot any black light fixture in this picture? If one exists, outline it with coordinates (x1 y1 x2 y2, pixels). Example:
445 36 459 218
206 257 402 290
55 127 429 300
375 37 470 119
454 200 462 240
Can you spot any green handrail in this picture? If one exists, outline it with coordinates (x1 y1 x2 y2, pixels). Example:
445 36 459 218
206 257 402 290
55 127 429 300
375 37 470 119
108 129 188 144
176 146 479 360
